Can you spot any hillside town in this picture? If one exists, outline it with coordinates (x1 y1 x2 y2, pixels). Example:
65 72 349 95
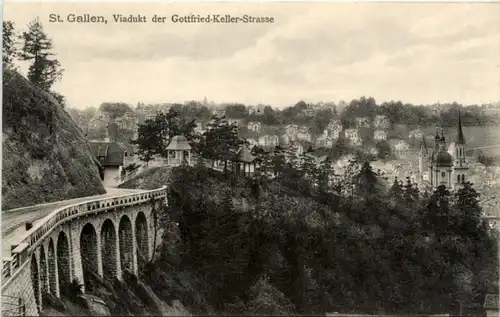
3 3 500 317
73 99 500 223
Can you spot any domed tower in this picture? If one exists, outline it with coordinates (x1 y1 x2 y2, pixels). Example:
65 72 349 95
430 127 454 189
453 110 468 189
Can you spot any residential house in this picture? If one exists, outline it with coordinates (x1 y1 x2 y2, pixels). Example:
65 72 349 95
247 121 261 132
345 128 362 146
258 134 279 147
145 113 156 121
356 116 371 128
296 127 312 142
327 120 342 139
284 124 299 140
122 112 137 130
373 115 390 129
227 118 242 127
89 123 125 187
408 129 423 139
246 138 257 147
90 142 125 187
302 106 316 118
389 139 411 157
374 130 387 141
115 117 124 129
213 107 226 118
316 135 334 148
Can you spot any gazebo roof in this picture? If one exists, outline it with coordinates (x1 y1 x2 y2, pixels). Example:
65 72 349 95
234 145 256 163
166 135 192 150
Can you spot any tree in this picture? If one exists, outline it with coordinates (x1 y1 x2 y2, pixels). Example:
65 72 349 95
132 108 197 162
198 116 244 170
329 136 351 161
376 140 392 160
19 17 64 91
3 21 18 69
225 103 248 118
262 106 280 125
156 108 197 146
98 102 134 119
131 119 161 165
389 177 403 200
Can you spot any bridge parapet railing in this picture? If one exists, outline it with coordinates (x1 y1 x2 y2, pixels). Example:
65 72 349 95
2 186 168 286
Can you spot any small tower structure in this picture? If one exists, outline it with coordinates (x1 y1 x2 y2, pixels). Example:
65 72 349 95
166 135 192 166
232 144 258 177
429 127 454 189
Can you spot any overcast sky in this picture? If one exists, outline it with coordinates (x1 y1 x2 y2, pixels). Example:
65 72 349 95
4 2 500 109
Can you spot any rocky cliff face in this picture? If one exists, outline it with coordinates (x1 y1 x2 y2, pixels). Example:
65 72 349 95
2 70 105 210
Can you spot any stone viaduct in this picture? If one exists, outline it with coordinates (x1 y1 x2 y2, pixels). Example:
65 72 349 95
1 186 168 316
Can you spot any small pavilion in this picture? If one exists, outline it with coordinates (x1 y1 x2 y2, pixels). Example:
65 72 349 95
166 135 192 166
232 145 259 177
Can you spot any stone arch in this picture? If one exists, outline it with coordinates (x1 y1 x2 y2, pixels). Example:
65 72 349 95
39 246 49 295
57 231 71 291
119 215 134 273
80 223 99 290
31 254 41 312
101 219 117 279
48 239 57 294
135 212 149 270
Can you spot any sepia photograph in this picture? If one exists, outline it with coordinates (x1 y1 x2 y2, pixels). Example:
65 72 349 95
2 2 500 317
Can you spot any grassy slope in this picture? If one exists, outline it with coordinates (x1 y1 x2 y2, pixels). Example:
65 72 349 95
117 166 173 190
2 70 105 210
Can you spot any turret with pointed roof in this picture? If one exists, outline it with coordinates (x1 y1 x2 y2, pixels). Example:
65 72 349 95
453 109 468 188
427 112 469 190
457 109 466 145
232 144 259 177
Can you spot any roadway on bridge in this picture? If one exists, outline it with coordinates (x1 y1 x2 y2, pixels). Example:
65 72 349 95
2 188 148 257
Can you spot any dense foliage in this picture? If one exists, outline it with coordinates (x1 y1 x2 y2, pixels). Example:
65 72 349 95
131 108 197 163
151 157 498 316
19 17 64 93
2 70 105 210
2 21 18 70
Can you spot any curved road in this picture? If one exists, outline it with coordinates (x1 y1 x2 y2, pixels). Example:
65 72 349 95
2 188 148 257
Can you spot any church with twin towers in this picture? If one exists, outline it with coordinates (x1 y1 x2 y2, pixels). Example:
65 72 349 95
418 112 469 190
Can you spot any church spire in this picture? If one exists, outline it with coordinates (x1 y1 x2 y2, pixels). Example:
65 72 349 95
457 109 465 144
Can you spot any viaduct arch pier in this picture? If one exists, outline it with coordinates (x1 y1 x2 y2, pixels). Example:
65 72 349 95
1 186 168 316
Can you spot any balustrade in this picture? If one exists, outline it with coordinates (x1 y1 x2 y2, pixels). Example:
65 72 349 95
2 186 167 284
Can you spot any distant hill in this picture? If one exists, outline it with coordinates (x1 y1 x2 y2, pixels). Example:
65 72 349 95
2 70 105 210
